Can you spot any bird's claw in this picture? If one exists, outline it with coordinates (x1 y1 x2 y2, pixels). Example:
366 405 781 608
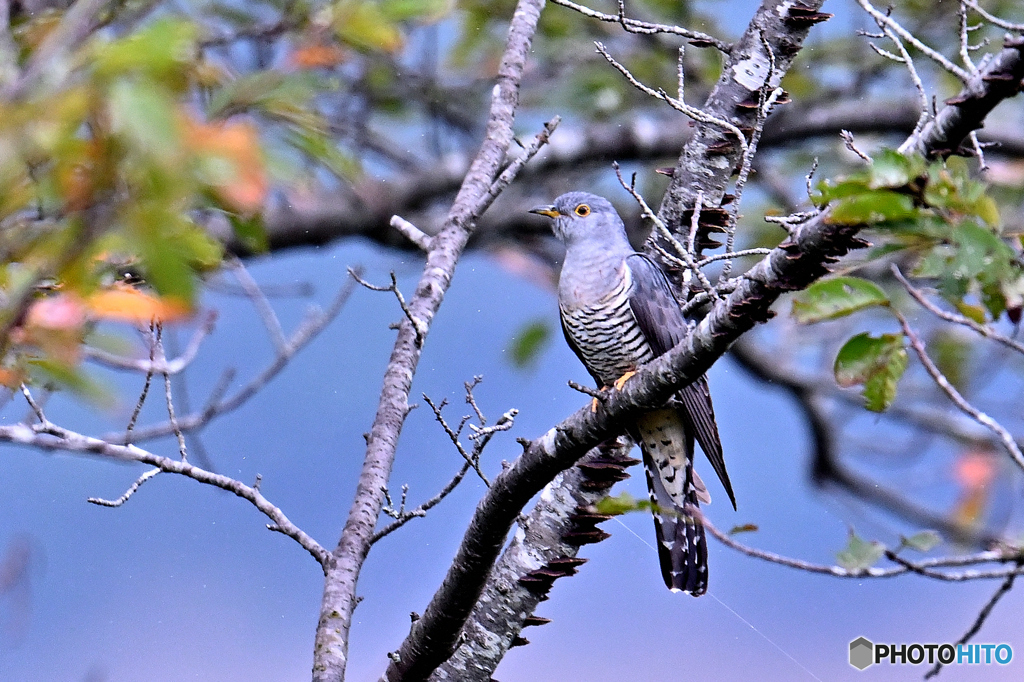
613 370 637 391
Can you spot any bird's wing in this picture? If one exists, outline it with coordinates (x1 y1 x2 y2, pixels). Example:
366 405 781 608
625 254 736 510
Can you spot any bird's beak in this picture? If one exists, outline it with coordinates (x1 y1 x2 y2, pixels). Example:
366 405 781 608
529 204 560 218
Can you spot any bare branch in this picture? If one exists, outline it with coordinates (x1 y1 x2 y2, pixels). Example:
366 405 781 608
349 269 428 347
699 509 1024 581
83 311 217 375
856 0 971 82
965 1 1024 32
319 2 548 679
925 563 1021 679
549 0 730 52
0 422 328 568
154 324 188 462
840 130 873 162
892 266 1024 356
391 216 432 252
896 311 1024 472
595 42 749 160
229 258 288 354
371 462 472 544
106 276 358 443
87 467 161 507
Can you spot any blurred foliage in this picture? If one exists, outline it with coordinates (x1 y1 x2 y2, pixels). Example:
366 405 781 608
0 0 454 398
508 319 551 370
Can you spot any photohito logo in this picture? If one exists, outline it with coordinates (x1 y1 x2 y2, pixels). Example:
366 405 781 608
849 636 1013 671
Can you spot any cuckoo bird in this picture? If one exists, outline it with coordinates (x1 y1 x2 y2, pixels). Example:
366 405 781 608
530 191 735 595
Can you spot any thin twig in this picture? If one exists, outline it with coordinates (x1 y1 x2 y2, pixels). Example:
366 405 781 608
840 130 873 162
550 0 730 52
423 395 491 486
0 422 329 568
856 0 971 82
153 324 188 462
84 311 217 374
88 467 161 507
349 269 427 347
892 265 1024 356
371 461 473 544
924 562 1021 679
613 163 717 298
698 508 1024 581
107 275 359 443
229 258 287 355
391 215 433 251
896 311 1024 472
19 384 46 424
965 0 1024 31
595 42 749 159
124 325 157 444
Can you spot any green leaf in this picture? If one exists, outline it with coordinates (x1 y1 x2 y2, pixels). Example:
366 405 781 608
332 0 405 53
837 532 885 571
287 129 362 181
954 301 987 325
728 523 759 535
900 530 942 553
868 149 924 189
834 332 908 412
381 0 451 22
508 319 550 369
229 214 269 254
928 329 971 393
27 358 114 409
826 190 917 225
594 492 650 516
107 79 181 163
791 276 889 324
92 19 197 84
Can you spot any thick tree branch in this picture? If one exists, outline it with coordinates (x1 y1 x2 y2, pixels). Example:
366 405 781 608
429 441 637 682
656 0 829 234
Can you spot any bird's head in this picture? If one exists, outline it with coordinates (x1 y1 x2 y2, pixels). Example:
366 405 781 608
529 191 628 248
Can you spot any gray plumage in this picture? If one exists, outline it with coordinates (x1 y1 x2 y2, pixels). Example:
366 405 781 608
530 191 734 596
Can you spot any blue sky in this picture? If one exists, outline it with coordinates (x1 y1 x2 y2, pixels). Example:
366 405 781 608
1 236 1021 681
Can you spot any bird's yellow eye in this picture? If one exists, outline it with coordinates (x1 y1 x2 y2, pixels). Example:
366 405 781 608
574 204 591 217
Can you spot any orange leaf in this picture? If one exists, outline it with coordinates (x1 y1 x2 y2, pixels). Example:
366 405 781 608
0 367 24 388
290 43 347 69
86 288 191 323
186 119 267 212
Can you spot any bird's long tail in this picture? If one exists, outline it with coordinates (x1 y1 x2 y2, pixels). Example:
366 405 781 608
637 409 708 596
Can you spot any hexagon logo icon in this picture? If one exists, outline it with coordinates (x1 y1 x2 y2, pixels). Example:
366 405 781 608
850 637 874 670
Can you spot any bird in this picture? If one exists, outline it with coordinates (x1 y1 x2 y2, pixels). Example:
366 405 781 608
530 191 735 596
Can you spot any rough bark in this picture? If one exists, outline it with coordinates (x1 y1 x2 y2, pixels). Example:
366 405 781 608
656 0 830 231
429 442 637 681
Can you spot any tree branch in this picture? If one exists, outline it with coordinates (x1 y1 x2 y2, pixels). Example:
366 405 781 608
313 2 548 680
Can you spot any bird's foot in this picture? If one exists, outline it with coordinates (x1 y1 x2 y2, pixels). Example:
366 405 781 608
613 370 637 391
